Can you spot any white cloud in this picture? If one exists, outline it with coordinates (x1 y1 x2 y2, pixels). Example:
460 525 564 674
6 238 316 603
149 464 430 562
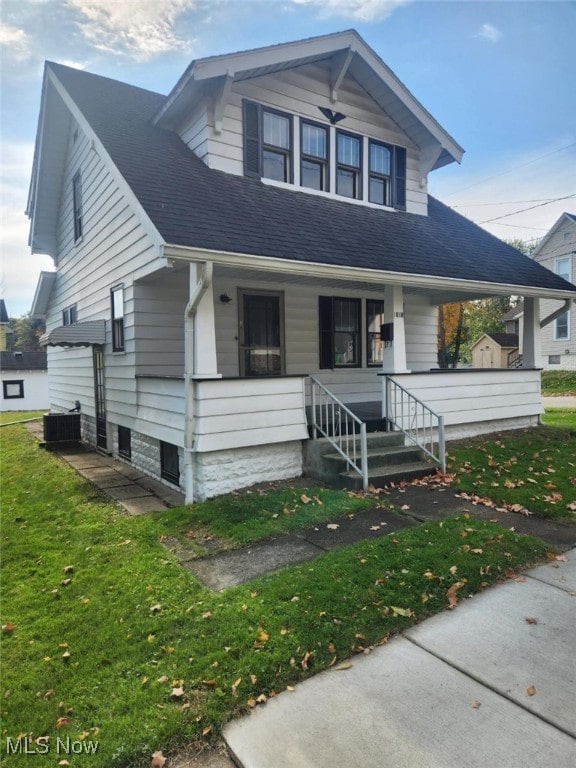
475 23 502 44
68 0 198 61
292 0 410 22
0 24 31 61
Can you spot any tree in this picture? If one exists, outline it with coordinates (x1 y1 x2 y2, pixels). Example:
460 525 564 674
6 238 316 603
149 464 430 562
9 314 46 351
438 302 467 368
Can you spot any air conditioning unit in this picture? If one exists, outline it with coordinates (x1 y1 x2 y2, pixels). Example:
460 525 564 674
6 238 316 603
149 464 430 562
43 413 81 443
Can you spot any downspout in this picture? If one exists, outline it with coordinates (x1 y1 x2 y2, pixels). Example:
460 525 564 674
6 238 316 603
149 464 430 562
183 262 213 504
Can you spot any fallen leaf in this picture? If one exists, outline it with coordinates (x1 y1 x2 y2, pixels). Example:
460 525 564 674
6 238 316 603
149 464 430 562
555 554 568 562
300 494 312 504
171 686 185 698
149 604 162 613
334 661 353 671
55 717 71 729
231 677 242 697
471 700 482 709
390 606 414 617
525 617 538 625
326 523 339 530
527 685 537 697
446 580 467 609
60 578 72 587
1 623 16 633
301 651 312 669
151 751 167 768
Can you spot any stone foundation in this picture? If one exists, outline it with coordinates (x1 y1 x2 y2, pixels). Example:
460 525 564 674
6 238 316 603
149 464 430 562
193 441 303 501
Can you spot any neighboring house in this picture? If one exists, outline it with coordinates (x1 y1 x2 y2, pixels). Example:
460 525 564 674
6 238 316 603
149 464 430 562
532 213 576 370
28 31 576 501
0 350 48 411
471 333 520 369
0 300 13 351
501 301 524 352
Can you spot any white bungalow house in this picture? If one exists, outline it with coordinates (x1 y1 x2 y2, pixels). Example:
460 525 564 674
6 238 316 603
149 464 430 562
28 31 576 501
532 213 576 370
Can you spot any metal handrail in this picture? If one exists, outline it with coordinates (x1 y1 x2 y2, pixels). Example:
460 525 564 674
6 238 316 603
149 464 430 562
309 376 368 491
383 376 446 474
507 349 523 368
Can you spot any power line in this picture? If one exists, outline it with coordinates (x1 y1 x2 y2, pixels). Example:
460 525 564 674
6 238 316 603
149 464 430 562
454 197 560 208
442 142 576 198
479 194 576 224
483 221 550 231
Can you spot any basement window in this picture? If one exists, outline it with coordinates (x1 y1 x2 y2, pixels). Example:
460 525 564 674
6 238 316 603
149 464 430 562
160 441 180 485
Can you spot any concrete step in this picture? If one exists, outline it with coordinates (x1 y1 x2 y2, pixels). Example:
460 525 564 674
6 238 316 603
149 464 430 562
341 460 435 490
320 430 405 451
323 445 424 472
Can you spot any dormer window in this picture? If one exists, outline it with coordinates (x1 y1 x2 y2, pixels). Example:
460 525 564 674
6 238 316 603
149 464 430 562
336 131 361 199
242 99 407 210
262 110 292 182
243 100 292 182
301 121 328 191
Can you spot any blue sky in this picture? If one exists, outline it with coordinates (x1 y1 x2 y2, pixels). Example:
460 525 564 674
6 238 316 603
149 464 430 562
1 0 575 316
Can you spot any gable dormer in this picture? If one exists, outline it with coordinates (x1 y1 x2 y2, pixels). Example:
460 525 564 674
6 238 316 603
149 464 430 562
154 30 463 216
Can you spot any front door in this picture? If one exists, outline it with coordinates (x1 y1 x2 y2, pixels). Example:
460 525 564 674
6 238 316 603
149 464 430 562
239 291 284 376
93 346 107 450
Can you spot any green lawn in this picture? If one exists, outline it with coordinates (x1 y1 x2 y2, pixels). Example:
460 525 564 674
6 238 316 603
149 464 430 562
0 410 44 425
0 424 549 767
448 420 576 522
541 370 576 396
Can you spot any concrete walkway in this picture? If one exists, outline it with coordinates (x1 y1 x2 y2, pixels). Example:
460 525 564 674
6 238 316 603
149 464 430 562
224 550 576 768
542 395 576 408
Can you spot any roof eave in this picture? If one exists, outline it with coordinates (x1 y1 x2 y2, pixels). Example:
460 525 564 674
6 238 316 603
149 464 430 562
163 243 576 301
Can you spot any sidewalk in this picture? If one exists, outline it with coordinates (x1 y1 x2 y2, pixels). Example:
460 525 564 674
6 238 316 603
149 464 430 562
224 550 576 768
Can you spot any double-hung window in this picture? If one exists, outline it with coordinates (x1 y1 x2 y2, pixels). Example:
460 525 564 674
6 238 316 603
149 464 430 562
72 171 83 241
243 100 292 182
319 297 361 368
301 121 328 191
554 256 571 340
368 140 406 209
111 285 125 352
336 131 362 199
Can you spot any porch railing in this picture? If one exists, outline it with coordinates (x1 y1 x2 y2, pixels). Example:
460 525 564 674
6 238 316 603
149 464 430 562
309 376 369 491
383 376 446 474
507 350 523 368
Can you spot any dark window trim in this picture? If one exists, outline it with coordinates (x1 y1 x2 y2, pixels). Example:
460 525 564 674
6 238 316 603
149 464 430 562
368 139 406 210
243 100 293 183
160 441 180 486
118 425 131 460
72 171 83 241
319 296 362 369
300 118 329 192
3 380 24 399
111 285 125 352
336 129 363 200
62 304 77 326
366 298 385 367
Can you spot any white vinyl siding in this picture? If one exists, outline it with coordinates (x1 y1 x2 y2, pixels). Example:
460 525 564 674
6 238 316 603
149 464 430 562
45 123 163 423
175 62 426 215
534 218 576 369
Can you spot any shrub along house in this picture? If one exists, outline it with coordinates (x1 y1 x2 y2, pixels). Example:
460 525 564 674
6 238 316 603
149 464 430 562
29 31 576 501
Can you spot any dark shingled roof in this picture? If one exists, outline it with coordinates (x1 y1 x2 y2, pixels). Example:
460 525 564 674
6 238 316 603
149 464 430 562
0 350 47 371
487 333 519 348
0 300 9 323
47 62 576 295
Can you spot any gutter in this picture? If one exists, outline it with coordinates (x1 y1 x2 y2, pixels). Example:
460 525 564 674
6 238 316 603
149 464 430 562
183 262 213 505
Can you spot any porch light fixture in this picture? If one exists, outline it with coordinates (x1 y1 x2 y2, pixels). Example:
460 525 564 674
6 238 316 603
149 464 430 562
219 293 232 304
318 107 346 125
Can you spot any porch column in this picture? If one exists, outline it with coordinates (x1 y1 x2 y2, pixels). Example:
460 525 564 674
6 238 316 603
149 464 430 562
381 285 410 373
522 297 542 368
190 262 219 377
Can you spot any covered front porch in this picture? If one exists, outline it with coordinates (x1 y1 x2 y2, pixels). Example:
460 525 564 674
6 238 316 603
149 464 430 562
133 255 554 500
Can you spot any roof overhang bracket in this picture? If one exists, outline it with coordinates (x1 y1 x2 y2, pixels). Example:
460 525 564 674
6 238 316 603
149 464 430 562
210 72 235 134
330 47 354 104
540 298 573 329
419 145 444 187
